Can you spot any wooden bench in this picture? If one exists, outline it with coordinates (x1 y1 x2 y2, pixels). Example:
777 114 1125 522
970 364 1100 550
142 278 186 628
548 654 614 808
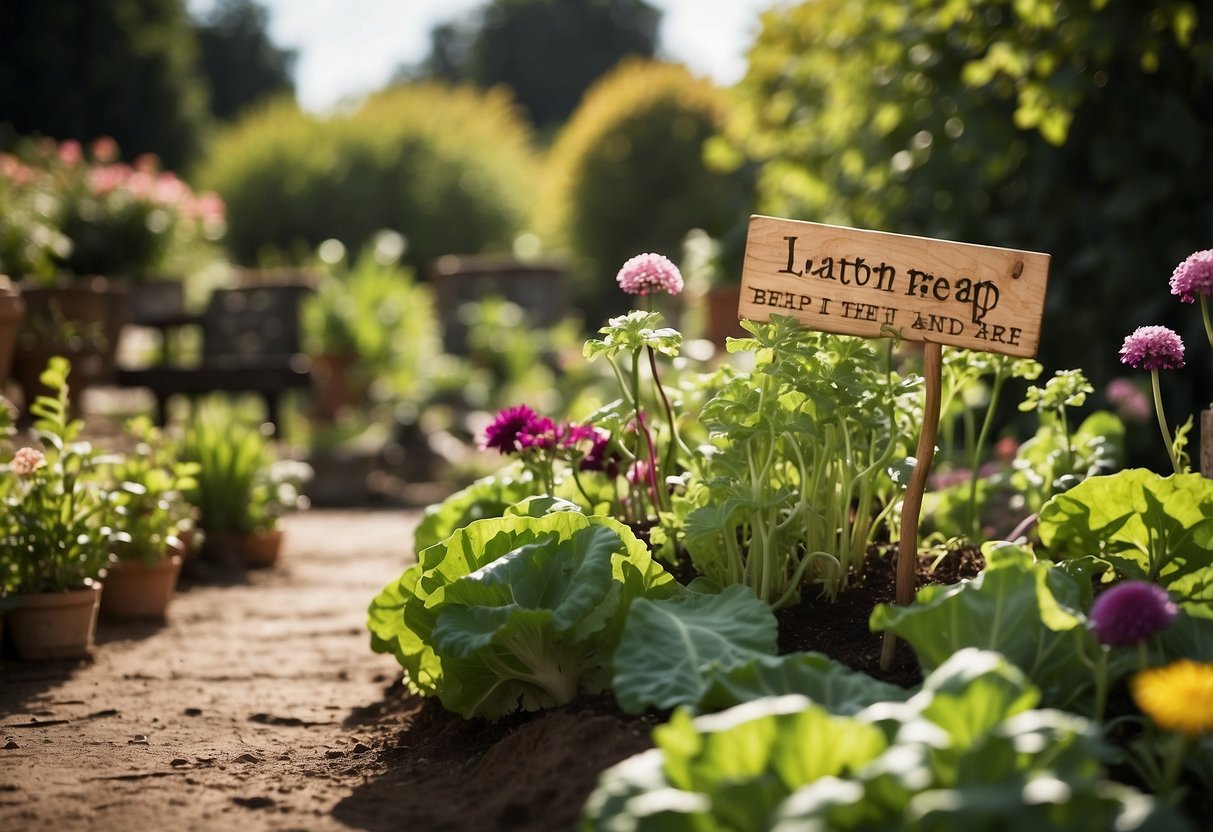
115 283 314 433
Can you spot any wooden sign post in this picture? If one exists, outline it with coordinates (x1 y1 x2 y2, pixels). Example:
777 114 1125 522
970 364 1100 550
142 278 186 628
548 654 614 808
738 215 1050 668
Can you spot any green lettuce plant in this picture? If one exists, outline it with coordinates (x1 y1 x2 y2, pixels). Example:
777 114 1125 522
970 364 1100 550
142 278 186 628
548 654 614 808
368 510 678 719
582 650 1183 831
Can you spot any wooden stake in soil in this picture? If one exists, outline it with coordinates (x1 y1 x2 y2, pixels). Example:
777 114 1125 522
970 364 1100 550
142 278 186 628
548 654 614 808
880 340 942 670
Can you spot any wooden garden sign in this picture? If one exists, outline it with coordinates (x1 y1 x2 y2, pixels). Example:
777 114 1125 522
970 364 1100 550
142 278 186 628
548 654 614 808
738 215 1051 668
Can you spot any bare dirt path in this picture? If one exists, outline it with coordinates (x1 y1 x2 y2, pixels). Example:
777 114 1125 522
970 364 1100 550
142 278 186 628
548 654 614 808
0 509 420 832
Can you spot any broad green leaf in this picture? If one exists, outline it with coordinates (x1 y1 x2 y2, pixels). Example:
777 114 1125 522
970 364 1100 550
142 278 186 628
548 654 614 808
914 649 1039 752
411 466 539 556
1037 469 1213 613
612 586 778 714
870 543 1095 710
655 696 888 831
696 652 910 715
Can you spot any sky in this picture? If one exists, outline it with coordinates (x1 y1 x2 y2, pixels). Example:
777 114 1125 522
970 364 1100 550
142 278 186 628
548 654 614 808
188 0 785 112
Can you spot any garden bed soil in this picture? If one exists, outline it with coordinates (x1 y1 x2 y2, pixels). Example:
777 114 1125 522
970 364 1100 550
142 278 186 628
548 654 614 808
1 512 979 832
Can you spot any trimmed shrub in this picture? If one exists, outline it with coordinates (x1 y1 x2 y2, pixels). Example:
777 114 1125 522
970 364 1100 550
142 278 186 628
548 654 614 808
540 59 754 316
195 85 539 270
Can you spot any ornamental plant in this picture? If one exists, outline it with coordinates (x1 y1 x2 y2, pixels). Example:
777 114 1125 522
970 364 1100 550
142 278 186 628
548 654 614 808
1170 250 1213 359
0 357 119 593
0 137 225 282
1119 325 1188 474
106 417 199 567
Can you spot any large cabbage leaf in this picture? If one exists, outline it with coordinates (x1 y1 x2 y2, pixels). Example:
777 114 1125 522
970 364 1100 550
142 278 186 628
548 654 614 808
369 511 677 718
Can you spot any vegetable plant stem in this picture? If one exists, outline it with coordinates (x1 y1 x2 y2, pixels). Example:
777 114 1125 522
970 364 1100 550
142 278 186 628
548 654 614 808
1150 369 1182 475
882 340 943 672
966 366 1003 539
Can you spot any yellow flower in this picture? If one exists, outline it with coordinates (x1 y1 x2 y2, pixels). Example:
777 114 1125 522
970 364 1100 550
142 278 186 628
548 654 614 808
1131 659 1213 737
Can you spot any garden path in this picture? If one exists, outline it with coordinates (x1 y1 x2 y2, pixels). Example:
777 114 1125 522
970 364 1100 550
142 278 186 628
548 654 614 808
0 509 421 831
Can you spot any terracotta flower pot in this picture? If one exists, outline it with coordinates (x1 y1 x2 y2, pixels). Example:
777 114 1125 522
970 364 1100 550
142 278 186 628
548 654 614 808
242 528 284 569
7 583 102 661
100 554 184 620
309 352 361 422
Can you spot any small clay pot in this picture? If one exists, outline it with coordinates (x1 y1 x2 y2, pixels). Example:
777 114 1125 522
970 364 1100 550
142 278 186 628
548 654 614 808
242 528 284 569
7 583 102 661
100 554 184 620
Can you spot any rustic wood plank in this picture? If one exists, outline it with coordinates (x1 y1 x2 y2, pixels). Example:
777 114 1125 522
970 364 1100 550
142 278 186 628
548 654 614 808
739 215 1050 358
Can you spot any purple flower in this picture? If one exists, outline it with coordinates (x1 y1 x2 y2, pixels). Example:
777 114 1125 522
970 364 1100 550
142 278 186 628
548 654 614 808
1169 250 1213 303
1090 581 1178 647
1119 326 1185 371
616 253 684 297
482 404 544 455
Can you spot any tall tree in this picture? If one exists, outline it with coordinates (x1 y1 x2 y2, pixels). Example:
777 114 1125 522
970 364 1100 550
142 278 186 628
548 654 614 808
194 0 297 122
0 0 210 169
406 0 660 130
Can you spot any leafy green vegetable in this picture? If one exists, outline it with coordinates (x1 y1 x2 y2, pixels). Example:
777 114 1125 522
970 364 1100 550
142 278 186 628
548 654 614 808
612 585 778 714
697 651 910 716
1037 469 1213 614
581 650 1185 832
410 465 542 557
871 542 1097 710
369 511 677 719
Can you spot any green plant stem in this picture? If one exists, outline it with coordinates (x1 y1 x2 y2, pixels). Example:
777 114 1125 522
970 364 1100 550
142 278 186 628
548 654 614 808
1202 296 1213 355
1092 645 1109 722
647 344 689 476
966 366 1004 539
1158 733 1192 797
1150 369 1182 475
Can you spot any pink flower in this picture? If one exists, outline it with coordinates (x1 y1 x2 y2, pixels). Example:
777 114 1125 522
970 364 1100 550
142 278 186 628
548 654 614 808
58 140 82 166
1169 250 1213 303
1105 378 1151 424
616 253 684 297
10 447 46 476
91 136 119 163
1119 326 1185 371
1090 581 1178 647
481 405 544 455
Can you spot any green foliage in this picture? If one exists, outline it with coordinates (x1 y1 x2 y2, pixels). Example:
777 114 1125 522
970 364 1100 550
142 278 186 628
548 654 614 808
197 83 538 270
0 0 210 170
1036 469 1213 614
582 650 1182 831
612 585 779 714
541 59 754 314
674 317 913 607
0 357 118 593
871 542 1096 711
301 235 441 401
177 402 277 533
367 511 678 719
107 417 199 566
410 466 543 558
728 0 1213 407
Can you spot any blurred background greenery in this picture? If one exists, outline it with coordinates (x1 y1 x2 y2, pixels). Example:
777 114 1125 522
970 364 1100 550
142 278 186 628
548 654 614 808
0 0 1210 475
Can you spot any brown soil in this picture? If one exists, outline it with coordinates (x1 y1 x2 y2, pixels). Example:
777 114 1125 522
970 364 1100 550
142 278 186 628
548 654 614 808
0 513 982 832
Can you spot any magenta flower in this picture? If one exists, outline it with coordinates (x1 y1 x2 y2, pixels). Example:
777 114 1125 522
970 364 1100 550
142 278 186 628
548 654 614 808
518 416 559 452
1105 378 1151 424
1090 581 1178 647
616 253 684 297
1119 326 1185 371
481 404 544 455
1169 250 1213 304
